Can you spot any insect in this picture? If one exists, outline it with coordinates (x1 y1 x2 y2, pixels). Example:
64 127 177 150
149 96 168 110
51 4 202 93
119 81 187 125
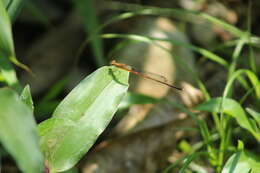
110 60 182 91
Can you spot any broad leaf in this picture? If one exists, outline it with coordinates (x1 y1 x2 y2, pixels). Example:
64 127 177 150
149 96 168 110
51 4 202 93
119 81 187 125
222 148 260 173
0 88 44 173
38 66 129 172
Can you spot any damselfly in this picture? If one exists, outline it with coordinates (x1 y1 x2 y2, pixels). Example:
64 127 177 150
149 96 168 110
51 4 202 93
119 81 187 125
110 60 182 91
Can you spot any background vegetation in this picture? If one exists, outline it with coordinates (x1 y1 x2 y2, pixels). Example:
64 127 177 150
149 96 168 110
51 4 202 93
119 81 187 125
0 0 259 173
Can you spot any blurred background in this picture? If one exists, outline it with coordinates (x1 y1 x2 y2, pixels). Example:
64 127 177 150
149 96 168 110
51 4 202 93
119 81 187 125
1 0 260 172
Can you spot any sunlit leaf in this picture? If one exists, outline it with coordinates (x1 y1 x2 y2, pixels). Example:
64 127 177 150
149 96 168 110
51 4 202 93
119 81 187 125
20 85 34 111
246 108 260 127
0 88 44 173
222 141 260 173
223 69 260 99
0 0 15 56
2 0 11 7
38 66 129 172
0 54 21 91
195 98 260 142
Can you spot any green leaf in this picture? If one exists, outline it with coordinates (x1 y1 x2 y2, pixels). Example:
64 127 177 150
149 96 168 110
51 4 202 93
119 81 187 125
0 53 21 91
40 76 69 103
35 100 60 118
102 2 245 38
0 88 44 173
24 1 51 27
5 0 27 21
178 140 192 153
2 0 27 22
222 144 260 173
38 66 129 172
0 0 32 82
118 92 159 110
36 77 69 117
102 33 211 100
179 153 198 173
20 85 34 111
2 0 10 8
246 108 260 127
237 140 244 150
167 101 217 165
195 98 260 142
223 69 260 100
75 0 105 66
102 33 229 68
61 167 79 173
0 0 15 56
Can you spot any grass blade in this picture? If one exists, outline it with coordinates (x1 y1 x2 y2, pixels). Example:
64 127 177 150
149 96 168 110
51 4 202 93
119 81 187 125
75 0 105 66
102 33 229 68
223 69 260 100
104 2 245 38
196 98 260 142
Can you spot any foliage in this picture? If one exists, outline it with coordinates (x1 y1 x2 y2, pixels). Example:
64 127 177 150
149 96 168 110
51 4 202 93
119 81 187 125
38 66 128 172
0 0 259 173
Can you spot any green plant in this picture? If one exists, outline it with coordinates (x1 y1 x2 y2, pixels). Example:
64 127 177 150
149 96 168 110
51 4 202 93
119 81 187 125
0 0 260 173
0 2 129 172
